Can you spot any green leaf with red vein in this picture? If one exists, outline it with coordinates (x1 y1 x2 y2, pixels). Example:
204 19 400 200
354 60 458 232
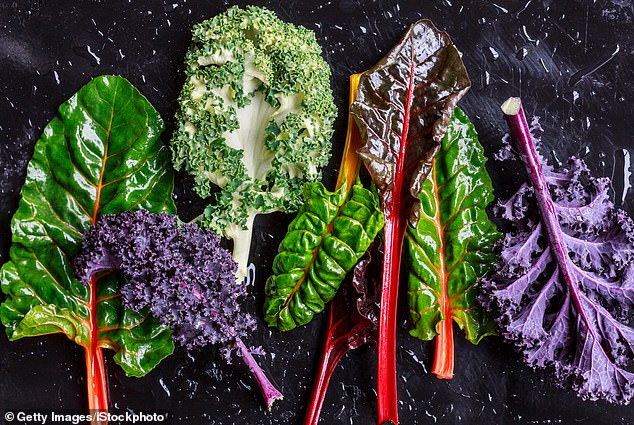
406 108 500 379
0 75 175 385
350 19 470 424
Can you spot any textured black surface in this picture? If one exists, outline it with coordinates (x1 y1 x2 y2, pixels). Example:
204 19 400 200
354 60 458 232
1 1 633 424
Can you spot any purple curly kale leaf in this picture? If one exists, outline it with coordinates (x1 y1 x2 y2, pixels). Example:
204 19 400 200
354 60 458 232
74 209 283 409
481 97 634 405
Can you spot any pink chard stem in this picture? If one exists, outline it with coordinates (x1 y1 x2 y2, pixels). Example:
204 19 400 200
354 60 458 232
303 305 349 425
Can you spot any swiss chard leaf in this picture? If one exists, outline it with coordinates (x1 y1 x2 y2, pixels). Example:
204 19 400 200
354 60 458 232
351 20 471 223
406 108 500 379
304 239 383 425
350 19 470 423
481 98 634 404
0 75 175 380
263 181 383 331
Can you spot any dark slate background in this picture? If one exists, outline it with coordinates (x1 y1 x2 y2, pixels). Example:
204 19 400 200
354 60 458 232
1 0 633 424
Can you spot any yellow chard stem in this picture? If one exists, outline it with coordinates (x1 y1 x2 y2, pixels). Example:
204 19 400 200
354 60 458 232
335 73 363 191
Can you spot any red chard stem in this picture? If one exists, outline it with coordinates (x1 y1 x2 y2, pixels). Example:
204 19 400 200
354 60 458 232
431 318 454 380
86 276 108 421
377 217 405 424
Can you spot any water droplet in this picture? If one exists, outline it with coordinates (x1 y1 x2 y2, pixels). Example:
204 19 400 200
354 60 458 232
613 149 632 205
158 377 171 397
484 46 499 62
73 45 101 66
492 3 509 13
521 25 538 45
483 70 491 87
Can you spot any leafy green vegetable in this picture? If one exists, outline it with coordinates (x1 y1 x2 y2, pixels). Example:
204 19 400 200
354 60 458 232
263 181 383 331
300 73 381 425
481 98 634 404
406 108 500 379
170 6 337 278
0 75 175 410
350 19 471 423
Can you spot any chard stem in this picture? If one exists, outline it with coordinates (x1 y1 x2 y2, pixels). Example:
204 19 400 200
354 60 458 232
86 275 108 423
303 305 348 425
377 216 404 425
431 318 454 379
303 73 363 425
336 73 363 192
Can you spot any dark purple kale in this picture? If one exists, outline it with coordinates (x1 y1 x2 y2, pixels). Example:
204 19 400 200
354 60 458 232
74 209 282 409
481 98 634 405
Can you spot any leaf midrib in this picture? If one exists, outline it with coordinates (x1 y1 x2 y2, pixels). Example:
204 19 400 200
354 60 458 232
430 158 451 322
280 198 348 316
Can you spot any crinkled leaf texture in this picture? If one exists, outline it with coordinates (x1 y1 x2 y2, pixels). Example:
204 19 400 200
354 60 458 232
303 239 383 425
481 125 634 404
349 18 470 422
0 75 176 377
407 108 499 345
351 19 471 222
263 181 384 331
170 6 338 278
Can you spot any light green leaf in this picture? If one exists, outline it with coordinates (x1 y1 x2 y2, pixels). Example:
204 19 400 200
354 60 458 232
264 182 384 331
406 108 500 346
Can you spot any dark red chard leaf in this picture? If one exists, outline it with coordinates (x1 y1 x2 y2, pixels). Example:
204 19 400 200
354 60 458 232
350 19 470 424
481 97 634 404
350 240 382 339
304 240 382 425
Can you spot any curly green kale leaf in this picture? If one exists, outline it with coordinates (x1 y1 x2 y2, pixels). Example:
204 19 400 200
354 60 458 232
170 6 337 278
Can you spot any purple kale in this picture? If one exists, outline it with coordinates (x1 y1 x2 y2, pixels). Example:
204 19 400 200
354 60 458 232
74 209 283 409
481 97 634 405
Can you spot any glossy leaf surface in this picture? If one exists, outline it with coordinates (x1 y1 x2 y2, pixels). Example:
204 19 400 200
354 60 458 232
304 239 383 425
350 19 470 423
263 181 383 331
351 19 471 223
0 75 175 377
406 109 499 378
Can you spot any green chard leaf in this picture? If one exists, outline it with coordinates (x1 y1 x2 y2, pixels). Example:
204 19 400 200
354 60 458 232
264 181 384 331
0 75 175 377
406 108 500 355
